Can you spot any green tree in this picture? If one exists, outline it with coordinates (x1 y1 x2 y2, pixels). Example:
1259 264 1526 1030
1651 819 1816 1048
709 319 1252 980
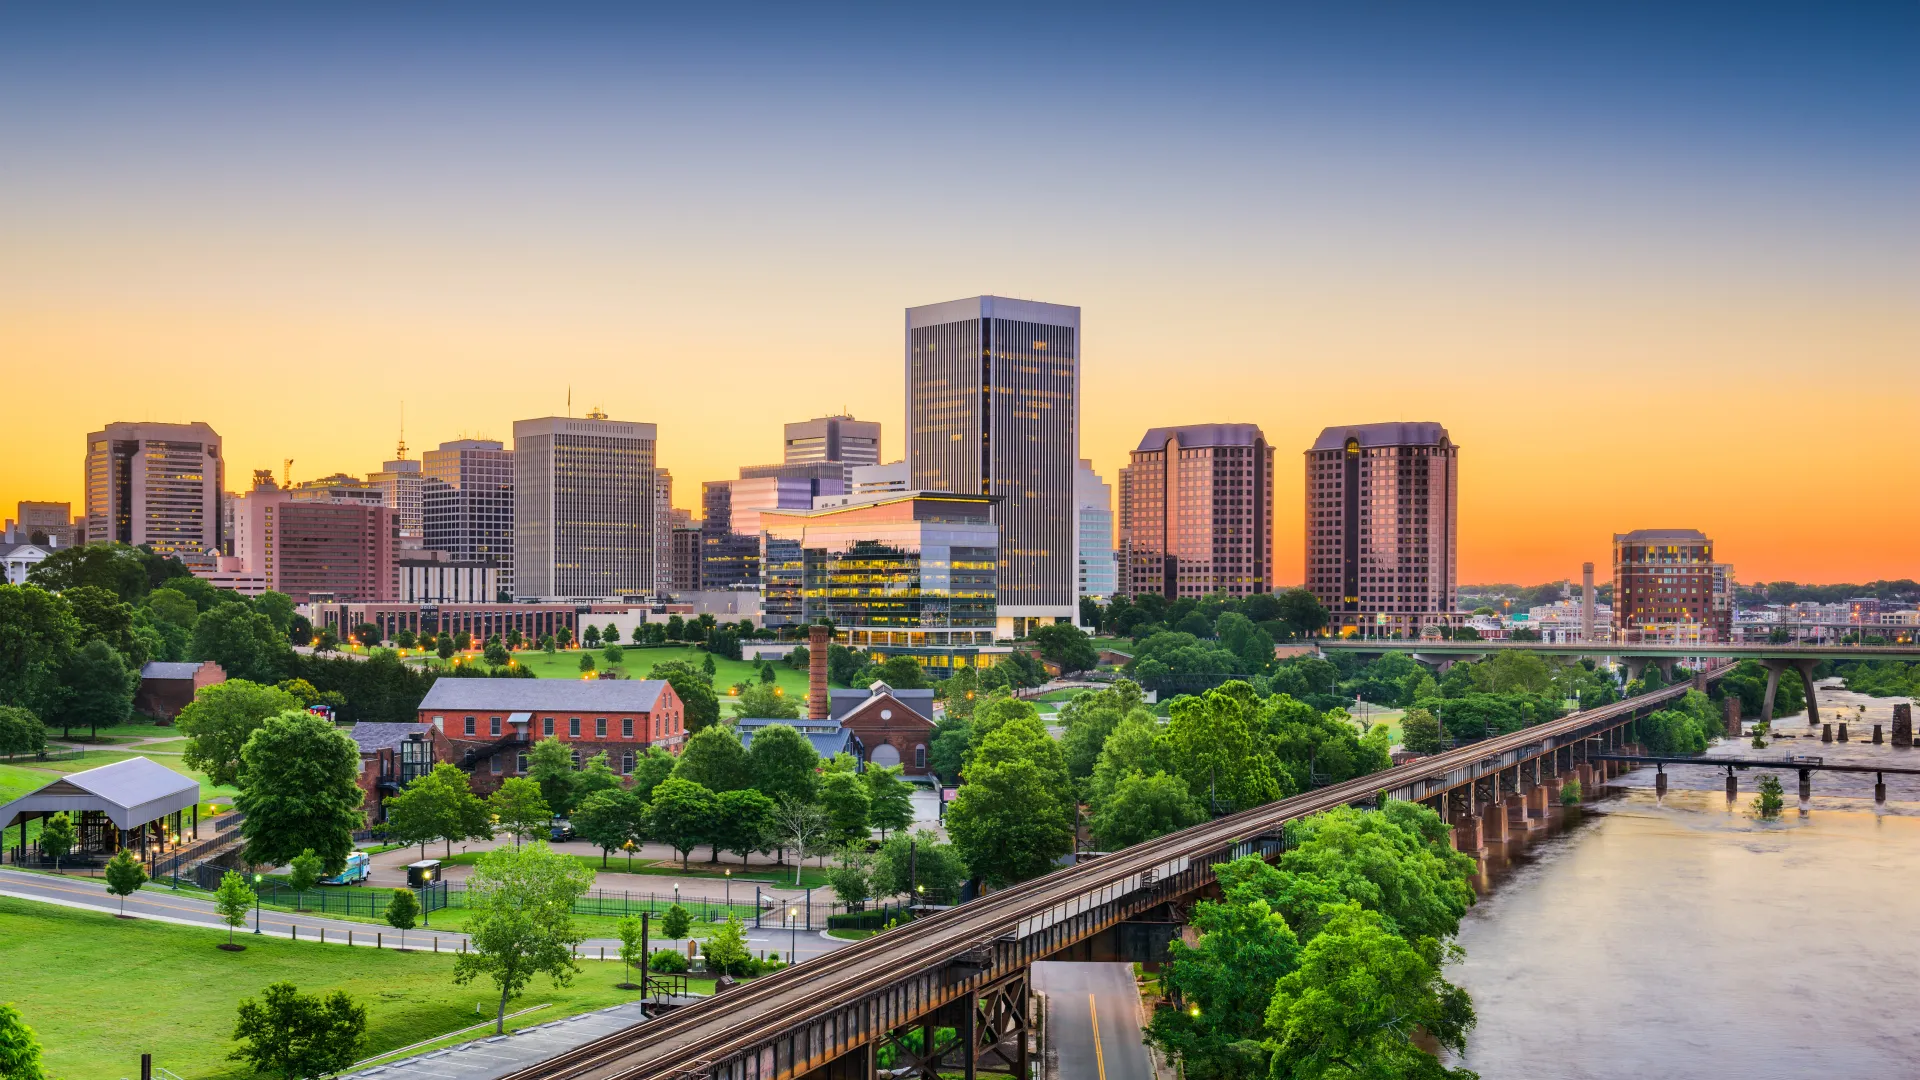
712 788 777 864
700 651 716 678
819 770 872 846
602 643 624 667
1262 903 1476 1080
60 639 135 738
1272 804 1476 943
863 764 915 839
454 841 595 1033
214 869 256 947
826 844 874 907
1088 714 1164 806
485 640 511 667
1274 587 1329 639
191 601 290 683
384 762 491 858
1755 774 1786 819
1146 872 1301 1080
574 750 621 806
629 746 678 803
286 849 323 911
250 590 296 635
1162 686 1287 815
705 914 754 975
38 812 76 873
385 887 420 949
1214 612 1276 676
488 778 552 848
573 787 643 867
735 681 798 719
578 653 596 674
524 736 580 815
660 902 693 942
229 982 368 1080
673 725 751 792
234 711 364 873
1032 622 1100 674
748 722 820 806
771 794 830 885
26 543 154 601
0 584 81 719
436 635 456 661
870 828 967 900
0 1002 48 1080
1090 771 1206 850
0 705 47 761
64 584 143 662
1400 708 1445 755
648 659 721 733
617 916 646 988
178 680 303 787
583 624 601 648
945 716 1074 887
647 777 718 868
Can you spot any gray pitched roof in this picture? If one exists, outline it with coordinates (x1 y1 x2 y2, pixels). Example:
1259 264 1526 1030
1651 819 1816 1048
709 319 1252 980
350 722 432 753
418 679 669 713
829 688 934 725
738 725 855 760
140 661 206 681
0 756 199 831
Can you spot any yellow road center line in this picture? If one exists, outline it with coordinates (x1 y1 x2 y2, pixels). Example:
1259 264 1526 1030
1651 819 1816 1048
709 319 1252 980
1090 993 1107 1080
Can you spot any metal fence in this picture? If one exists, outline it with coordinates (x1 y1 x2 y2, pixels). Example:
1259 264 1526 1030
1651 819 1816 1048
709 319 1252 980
193 875 831 926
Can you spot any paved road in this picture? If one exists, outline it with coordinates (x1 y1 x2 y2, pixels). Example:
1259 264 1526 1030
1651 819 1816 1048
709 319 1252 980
0 868 854 961
1033 962 1155 1080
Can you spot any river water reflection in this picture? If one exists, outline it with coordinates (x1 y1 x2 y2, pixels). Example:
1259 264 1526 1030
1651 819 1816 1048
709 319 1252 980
1449 686 1920 1079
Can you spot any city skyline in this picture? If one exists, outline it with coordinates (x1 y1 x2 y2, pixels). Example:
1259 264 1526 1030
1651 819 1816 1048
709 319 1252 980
3 6 1915 584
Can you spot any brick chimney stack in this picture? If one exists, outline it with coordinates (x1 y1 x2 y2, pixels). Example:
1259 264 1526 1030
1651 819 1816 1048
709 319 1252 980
809 624 830 721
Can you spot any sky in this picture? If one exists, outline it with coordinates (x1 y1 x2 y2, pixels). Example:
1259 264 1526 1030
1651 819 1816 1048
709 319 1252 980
2 4 1915 585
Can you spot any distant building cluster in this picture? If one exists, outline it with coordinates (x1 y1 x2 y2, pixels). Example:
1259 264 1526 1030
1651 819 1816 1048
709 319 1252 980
36 299 1868 653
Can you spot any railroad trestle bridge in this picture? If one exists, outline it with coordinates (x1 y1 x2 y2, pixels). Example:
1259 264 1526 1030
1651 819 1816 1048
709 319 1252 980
501 670 1730 1080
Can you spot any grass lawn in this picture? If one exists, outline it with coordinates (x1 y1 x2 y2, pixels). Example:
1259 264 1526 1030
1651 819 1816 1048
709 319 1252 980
412 646 816 717
0 895 713 1080
434 849 832 889
1031 688 1091 703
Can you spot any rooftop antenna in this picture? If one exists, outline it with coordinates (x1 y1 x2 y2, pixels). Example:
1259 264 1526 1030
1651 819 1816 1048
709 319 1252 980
396 402 409 460
567 386 572 418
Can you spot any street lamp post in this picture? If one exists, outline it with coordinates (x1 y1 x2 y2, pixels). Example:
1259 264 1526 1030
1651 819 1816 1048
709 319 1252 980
788 906 798 965
725 868 731 912
253 873 263 934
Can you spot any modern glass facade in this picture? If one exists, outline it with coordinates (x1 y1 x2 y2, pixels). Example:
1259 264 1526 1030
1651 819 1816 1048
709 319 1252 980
84 422 224 556
512 417 659 600
423 439 514 597
906 296 1079 632
759 493 998 646
1076 458 1117 601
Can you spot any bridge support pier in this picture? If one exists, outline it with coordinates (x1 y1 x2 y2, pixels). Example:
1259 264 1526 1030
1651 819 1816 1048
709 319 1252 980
1874 724 1884 745
1894 704 1914 749
1655 768 1668 799
1726 771 1738 803
1725 696 1742 737
1481 799 1508 845
1822 723 1832 744
1544 776 1564 807
1795 659 1821 726
1453 815 1483 856
1761 661 1783 725
1575 763 1595 796
1839 722 1849 743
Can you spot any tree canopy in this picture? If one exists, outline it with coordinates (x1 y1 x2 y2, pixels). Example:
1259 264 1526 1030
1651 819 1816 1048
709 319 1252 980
234 711 365 874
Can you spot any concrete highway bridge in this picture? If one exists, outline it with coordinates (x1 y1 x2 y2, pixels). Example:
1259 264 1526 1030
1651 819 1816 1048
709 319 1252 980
497 670 1735 1080
1319 639 1920 725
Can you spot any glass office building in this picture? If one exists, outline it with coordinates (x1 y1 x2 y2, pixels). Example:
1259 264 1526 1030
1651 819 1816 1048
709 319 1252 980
906 296 1079 637
759 493 998 649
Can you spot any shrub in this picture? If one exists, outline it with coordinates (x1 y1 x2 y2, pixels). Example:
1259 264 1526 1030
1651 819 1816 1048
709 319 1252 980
648 948 689 973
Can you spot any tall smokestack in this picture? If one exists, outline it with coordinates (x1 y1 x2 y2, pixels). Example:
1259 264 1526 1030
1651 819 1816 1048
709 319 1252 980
809 623 830 720
1581 562 1596 642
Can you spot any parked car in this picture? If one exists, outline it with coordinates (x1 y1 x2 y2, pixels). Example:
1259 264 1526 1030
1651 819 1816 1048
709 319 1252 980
320 851 371 886
549 819 576 842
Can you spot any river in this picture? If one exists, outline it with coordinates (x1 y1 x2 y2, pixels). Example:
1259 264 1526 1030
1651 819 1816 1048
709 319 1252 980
1449 683 1920 1080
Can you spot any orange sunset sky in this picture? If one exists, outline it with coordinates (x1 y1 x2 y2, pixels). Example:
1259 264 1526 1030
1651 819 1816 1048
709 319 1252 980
2 8 1915 587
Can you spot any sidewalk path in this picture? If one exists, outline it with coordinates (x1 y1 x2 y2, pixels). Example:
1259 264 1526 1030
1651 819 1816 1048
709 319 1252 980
0 868 853 961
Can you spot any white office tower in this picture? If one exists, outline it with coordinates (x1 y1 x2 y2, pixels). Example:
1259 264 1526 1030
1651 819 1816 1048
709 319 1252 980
1076 459 1117 603
512 415 659 600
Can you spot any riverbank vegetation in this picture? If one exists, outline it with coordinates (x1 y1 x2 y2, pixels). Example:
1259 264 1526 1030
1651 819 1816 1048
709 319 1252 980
1144 802 1480 1080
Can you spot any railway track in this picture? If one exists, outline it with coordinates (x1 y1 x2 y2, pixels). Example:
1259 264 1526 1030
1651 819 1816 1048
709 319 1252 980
500 674 1718 1080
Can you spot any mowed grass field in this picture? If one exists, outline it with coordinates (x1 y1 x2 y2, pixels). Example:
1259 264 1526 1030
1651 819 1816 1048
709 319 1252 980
0 896 679 1080
416 646 813 717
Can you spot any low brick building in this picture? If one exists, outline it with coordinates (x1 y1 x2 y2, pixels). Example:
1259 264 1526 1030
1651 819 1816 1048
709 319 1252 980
830 682 937 778
134 661 226 723
348 721 443 822
415 679 687 795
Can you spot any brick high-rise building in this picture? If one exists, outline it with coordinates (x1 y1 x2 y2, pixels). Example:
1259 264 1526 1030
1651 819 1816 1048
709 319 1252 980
1305 423 1459 638
1118 425 1273 599
85 421 224 557
1612 529 1729 642
234 477 398 603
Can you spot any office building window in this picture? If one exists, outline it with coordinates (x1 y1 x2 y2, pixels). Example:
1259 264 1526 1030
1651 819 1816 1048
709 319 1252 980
622 717 634 738
569 717 581 737
490 716 501 736
464 717 476 736
543 716 555 736
595 717 607 738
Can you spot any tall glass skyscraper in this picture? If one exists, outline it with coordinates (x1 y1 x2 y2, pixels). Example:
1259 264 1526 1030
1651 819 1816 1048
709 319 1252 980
906 295 1079 637
511 416 659 600
1076 459 1117 602
422 439 514 597
85 421 224 557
